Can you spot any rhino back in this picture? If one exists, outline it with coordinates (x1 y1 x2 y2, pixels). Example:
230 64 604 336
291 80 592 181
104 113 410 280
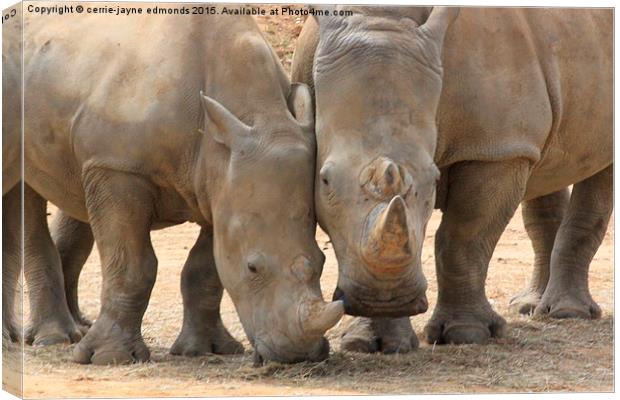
23 12 200 216
22 11 290 221
436 8 612 197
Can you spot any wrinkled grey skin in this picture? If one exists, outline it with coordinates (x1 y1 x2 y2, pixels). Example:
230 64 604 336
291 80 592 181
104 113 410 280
4 11 344 365
292 7 612 351
3 3 24 344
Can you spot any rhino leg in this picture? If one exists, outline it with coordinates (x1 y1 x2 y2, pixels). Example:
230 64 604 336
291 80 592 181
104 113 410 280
23 184 83 346
535 165 612 319
171 228 243 356
509 188 569 315
3 184 22 343
50 211 94 330
425 159 529 345
340 317 418 354
73 171 156 365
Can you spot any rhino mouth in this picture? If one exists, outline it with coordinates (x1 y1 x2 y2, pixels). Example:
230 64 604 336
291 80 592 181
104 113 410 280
333 286 428 318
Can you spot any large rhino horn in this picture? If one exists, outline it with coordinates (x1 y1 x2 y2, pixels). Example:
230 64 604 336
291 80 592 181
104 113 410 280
377 195 410 245
300 300 344 336
362 195 415 271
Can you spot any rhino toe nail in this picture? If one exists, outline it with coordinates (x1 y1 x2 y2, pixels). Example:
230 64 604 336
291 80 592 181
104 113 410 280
33 335 69 346
70 331 83 344
549 307 591 320
91 350 134 365
423 323 443 344
443 324 489 345
341 335 378 353
73 346 94 364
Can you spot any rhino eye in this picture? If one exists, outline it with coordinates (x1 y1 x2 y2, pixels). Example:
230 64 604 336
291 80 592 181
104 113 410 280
320 170 329 186
247 263 258 273
319 163 332 187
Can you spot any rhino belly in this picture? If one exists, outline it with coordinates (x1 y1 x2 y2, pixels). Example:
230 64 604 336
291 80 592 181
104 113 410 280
525 139 612 201
24 135 89 221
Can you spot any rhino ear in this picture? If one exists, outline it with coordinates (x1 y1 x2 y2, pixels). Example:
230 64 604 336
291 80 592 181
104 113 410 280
200 91 252 149
418 7 460 44
287 83 314 131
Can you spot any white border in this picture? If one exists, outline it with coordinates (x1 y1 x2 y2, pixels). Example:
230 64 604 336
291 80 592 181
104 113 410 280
0 1 615 400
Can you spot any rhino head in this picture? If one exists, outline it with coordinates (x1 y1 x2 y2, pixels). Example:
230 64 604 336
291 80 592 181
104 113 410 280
312 7 459 317
199 84 343 363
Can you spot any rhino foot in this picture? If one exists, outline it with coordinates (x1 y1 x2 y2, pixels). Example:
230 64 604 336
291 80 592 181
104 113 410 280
509 289 542 316
424 303 506 345
73 317 149 365
170 320 244 357
340 317 418 354
534 289 601 320
25 317 83 346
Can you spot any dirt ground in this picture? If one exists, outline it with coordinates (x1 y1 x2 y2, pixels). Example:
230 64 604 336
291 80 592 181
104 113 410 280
2 10 614 398
2 206 613 397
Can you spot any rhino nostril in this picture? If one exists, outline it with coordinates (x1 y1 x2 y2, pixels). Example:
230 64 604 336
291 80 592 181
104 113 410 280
384 163 396 186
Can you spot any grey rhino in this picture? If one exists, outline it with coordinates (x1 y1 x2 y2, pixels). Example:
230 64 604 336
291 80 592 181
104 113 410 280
3 8 345 364
292 7 612 352
3 3 23 344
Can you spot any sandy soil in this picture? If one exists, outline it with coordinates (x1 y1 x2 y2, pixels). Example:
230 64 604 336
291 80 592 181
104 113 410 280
3 10 614 398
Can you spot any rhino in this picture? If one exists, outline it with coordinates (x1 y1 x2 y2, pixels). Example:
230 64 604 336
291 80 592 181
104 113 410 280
291 7 612 352
2 2 23 344
3 9 345 364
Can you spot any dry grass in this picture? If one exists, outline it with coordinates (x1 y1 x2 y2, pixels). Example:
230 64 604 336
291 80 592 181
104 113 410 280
13 316 615 395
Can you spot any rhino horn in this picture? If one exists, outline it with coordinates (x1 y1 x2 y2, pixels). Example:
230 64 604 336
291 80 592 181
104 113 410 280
362 195 415 271
301 300 344 335
377 195 410 246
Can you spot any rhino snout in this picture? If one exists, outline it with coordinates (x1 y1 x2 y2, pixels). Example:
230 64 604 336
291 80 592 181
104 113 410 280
333 275 428 318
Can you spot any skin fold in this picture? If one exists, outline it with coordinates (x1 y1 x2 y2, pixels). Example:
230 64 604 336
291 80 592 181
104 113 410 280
3 8 344 365
291 6 612 352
